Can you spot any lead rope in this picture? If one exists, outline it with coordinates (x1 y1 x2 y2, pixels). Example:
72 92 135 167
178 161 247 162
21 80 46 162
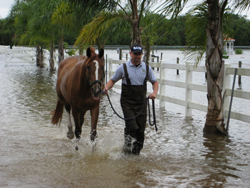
105 93 157 131
148 99 158 131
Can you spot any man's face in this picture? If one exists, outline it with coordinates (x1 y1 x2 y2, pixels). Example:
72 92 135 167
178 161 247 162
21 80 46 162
130 52 143 65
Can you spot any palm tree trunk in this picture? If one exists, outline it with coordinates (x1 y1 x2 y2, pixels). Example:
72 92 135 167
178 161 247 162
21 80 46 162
143 39 150 64
36 45 40 66
58 35 64 63
49 41 55 71
204 0 227 134
36 45 44 67
40 46 44 67
131 21 141 46
130 0 141 46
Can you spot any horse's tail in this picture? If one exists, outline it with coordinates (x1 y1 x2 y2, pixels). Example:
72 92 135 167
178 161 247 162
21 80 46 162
51 100 64 126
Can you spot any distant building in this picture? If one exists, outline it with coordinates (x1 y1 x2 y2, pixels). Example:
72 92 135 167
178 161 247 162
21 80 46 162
224 35 235 55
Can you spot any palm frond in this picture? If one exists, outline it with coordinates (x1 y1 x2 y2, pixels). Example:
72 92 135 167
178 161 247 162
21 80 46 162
74 11 125 48
233 0 250 12
184 2 208 65
157 0 189 18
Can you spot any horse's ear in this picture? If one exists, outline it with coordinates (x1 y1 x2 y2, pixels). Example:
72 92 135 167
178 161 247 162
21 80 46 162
87 47 91 58
98 48 104 58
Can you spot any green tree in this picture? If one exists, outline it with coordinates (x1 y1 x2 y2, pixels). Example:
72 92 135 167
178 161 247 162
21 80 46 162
10 0 44 67
11 0 112 70
145 16 187 46
12 0 62 69
140 12 168 63
230 14 250 46
0 17 15 45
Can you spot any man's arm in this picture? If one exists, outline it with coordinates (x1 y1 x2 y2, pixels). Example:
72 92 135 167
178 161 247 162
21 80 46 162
148 81 159 100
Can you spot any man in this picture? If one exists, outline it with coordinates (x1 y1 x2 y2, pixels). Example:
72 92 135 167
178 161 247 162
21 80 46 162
103 44 159 155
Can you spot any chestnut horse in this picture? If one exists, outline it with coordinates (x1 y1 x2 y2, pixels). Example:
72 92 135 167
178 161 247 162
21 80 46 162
51 47 105 141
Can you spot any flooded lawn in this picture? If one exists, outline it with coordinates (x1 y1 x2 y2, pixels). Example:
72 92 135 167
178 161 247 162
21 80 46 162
0 51 250 188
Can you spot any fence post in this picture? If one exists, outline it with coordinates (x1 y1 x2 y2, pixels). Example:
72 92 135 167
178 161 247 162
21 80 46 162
159 60 165 109
223 63 231 121
105 54 108 83
177 57 179 75
108 58 112 81
119 49 122 60
157 56 159 71
152 50 154 63
185 65 192 118
238 61 242 88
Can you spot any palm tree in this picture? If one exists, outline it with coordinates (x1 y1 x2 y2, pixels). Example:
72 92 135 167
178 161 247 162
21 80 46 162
11 0 45 67
29 0 60 71
12 0 62 70
75 0 176 65
51 1 75 63
75 0 154 50
160 0 249 134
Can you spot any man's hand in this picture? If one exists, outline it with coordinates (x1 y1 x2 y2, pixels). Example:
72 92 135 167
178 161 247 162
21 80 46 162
148 93 157 100
149 81 159 100
102 88 108 95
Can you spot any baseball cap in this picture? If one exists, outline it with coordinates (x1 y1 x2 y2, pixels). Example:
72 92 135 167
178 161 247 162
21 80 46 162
131 44 143 53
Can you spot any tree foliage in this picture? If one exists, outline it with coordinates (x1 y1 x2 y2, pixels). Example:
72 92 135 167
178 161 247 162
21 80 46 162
0 17 15 45
75 10 128 49
184 2 248 64
0 1 250 47
229 14 250 46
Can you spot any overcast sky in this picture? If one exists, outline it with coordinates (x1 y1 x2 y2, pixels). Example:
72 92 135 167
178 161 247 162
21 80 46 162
0 0 15 19
0 0 249 19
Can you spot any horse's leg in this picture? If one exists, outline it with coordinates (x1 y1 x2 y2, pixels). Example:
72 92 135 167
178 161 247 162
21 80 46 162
72 109 86 139
90 105 99 141
65 105 74 139
76 111 86 151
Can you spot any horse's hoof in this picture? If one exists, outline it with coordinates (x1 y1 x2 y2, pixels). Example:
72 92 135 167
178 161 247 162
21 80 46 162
90 130 97 141
67 132 74 139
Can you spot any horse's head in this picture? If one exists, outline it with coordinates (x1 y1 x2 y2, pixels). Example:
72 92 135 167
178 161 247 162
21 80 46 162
85 47 105 101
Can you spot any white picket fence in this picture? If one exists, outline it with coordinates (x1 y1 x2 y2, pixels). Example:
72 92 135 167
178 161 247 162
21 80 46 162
107 58 250 124
5 46 72 67
5 46 36 63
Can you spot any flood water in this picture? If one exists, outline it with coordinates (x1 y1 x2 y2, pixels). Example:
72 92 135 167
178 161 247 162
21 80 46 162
0 49 250 188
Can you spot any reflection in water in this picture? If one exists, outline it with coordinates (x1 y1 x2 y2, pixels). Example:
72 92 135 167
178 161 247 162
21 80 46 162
0 64 250 188
202 133 240 187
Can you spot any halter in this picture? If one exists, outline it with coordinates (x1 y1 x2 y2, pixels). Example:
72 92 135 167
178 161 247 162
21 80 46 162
89 79 102 87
